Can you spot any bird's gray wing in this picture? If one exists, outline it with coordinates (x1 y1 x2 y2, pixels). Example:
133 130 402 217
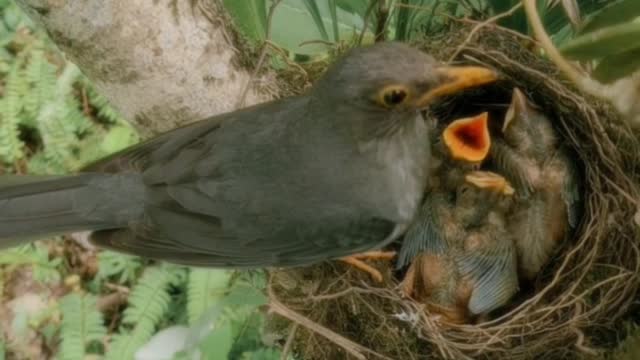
456 232 519 315
397 194 447 269
82 114 224 175
90 208 395 268
490 140 535 198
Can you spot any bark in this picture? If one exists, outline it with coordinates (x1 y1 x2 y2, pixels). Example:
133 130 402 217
15 0 277 137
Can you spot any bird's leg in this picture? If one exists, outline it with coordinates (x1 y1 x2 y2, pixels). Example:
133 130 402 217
400 261 417 298
339 250 396 282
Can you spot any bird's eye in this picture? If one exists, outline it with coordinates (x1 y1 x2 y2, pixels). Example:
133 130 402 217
376 85 410 108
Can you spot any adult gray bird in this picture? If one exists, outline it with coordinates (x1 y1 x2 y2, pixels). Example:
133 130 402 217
0 42 497 272
490 88 581 280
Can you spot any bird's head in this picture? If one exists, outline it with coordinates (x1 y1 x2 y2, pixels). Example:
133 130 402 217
312 42 498 138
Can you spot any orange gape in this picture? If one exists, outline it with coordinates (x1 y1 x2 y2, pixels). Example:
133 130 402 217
443 112 491 163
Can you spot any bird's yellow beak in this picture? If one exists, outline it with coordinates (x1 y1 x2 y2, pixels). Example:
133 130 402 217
415 66 498 108
465 171 515 196
443 112 491 163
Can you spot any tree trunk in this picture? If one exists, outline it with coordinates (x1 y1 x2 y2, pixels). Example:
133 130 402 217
14 0 277 137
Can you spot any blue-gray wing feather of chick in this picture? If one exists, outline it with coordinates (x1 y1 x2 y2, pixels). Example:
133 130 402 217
397 194 448 269
456 234 519 315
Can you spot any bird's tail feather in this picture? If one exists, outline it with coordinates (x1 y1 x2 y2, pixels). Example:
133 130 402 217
0 173 142 248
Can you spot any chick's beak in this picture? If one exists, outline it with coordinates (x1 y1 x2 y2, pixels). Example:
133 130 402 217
465 171 515 196
443 112 491 163
415 66 498 108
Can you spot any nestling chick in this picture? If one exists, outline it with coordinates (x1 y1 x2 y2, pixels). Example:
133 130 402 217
490 88 581 280
401 171 518 324
397 112 491 268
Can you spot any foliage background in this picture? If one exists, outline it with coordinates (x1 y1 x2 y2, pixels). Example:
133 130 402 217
0 0 638 359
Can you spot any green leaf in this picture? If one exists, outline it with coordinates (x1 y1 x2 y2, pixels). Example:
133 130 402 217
198 321 233 360
240 348 283 360
271 0 371 56
561 19 640 60
394 0 441 40
302 0 330 41
593 47 640 83
223 0 268 42
328 0 339 42
101 125 140 154
335 0 371 20
579 0 640 35
487 0 528 34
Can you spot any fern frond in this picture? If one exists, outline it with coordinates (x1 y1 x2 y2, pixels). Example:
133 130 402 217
63 98 92 136
0 244 61 284
0 62 26 163
105 266 172 360
187 269 232 324
36 102 72 173
23 49 57 123
95 250 142 285
59 292 107 360
85 86 125 124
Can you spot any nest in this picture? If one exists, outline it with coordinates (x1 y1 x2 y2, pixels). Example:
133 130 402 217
267 25 640 360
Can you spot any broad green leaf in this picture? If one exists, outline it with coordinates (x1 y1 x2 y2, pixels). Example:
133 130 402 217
223 0 268 42
240 348 283 360
579 0 640 35
271 0 370 56
335 0 371 20
561 19 640 60
198 321 234 360
593 47 640 83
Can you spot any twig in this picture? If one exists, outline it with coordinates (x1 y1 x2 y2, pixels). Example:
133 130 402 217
268 285 392 360
97 291 128 312
236 0 283 108
448 2 523 62
309 286 378 301
374 0 389 42
281 324 298 360
265 41 309 77
449 16 534 43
